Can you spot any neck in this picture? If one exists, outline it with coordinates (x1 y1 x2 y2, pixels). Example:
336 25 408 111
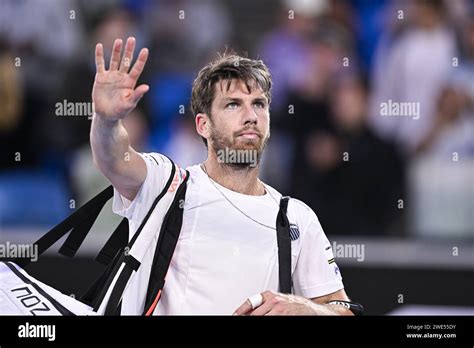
202 154 265 196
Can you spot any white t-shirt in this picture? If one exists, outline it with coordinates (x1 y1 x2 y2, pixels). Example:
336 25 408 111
113 153 344 315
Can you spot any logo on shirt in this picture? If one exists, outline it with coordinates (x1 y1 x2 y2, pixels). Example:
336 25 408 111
168 166 182 193
289 223 300 241
325 245 335 264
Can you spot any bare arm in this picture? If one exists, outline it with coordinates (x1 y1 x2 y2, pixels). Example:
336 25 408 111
90 116 146 200
310 288 354 315
90 37 150 200
233 289 354 316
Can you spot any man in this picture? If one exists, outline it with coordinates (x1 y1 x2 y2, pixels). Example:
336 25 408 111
91 37 353 315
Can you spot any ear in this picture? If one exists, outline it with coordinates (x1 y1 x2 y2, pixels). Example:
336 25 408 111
195 113 211 140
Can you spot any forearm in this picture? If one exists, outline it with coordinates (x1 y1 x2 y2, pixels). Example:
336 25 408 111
90 112 131 173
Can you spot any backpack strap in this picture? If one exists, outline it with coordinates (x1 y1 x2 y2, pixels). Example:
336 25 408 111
95 218 129 266
103 254 141 315
13 185 115 268
276 196 292 294
142 169 189 315
84 155 178 309
80 241 125 306
102 160 179 315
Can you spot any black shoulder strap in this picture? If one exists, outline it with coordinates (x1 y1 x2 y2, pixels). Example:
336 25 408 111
96 154 178 265
102 159 179 315
83 158 177 307
276 196 292 294
95 218 129 266
142 169 190 315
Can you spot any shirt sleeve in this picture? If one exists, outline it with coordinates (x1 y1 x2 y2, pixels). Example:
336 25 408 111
112 152 174 224
292 207 344 299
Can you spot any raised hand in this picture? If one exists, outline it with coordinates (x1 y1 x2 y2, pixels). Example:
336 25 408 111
92 37 149 121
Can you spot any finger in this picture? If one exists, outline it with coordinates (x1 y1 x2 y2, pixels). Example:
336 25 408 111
250 297 276 316
233 298 254 316
119 37 136 73
233 291 273 316
95 43 105 73
129 48 149 82
109 38 123 71
132 84 149 104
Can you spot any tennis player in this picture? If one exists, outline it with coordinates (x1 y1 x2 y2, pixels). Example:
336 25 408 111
90 37 355 315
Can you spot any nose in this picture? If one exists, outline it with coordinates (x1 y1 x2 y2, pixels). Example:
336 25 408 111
242 103 258 125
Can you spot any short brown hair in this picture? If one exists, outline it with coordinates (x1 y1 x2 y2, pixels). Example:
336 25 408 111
190 53 272 146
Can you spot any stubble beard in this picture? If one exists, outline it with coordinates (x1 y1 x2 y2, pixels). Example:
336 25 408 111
209 123 270 170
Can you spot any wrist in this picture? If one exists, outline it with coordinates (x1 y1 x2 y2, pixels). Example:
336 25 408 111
309 301 339 315
93 112 121 127
326 300 364 316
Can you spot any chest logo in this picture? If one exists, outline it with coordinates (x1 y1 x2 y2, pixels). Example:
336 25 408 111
289 223 300 241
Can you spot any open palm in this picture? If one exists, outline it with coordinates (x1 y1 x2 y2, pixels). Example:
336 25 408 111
92 37 149 121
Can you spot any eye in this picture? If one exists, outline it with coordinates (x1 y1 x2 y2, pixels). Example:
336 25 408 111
226 102 239 109
253 101 265 108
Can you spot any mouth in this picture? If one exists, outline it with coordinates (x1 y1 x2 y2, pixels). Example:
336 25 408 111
237 131 261 140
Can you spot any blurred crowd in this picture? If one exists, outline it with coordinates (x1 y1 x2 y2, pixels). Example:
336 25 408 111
0 0 472 239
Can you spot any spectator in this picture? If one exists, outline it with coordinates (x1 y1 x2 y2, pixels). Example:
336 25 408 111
259 0 328 114
369 0 457 154
408 14 474 239
408 83 474 239
0 0 85 94
0 41 24 169
291 75 405 236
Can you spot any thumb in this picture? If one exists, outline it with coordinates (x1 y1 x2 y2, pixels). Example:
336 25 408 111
132 84 149 103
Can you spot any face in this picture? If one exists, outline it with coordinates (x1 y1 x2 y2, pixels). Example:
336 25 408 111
331 79 366 131
197 78 271 167
413 2 440 28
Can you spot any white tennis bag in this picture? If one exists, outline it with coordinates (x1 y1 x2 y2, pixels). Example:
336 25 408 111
0 158 189 316
0 261 95 315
